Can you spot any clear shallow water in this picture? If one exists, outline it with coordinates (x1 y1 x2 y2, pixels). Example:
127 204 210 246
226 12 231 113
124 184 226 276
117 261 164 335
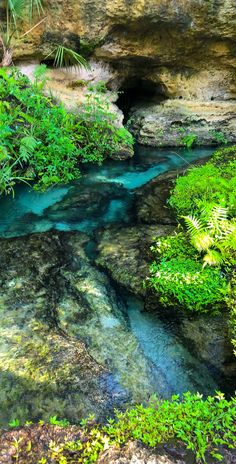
0 146 211 237
0 145 233 403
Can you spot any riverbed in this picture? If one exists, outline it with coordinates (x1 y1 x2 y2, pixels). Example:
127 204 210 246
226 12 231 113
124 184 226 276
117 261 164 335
0 146 234 425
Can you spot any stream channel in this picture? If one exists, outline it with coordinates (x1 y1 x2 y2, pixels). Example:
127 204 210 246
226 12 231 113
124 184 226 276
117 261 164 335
0 145 235 424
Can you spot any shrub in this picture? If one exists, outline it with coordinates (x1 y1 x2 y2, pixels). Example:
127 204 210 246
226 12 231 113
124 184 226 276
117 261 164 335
0 69 133 194
36 394 236 463
169 157 236 217
149 256 228 312
106 393 236 462
148 233 228 312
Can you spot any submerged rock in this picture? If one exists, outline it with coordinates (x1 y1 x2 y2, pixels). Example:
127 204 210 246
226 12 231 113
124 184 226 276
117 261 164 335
0 231 157 425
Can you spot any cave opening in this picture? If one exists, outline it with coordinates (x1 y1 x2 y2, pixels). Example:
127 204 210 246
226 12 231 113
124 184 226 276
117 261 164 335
116 78 166 123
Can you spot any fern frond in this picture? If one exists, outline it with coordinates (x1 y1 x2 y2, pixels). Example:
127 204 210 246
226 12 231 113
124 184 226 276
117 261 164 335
207 205 228 235
203 249 224 267
19 135 37 162
183 215 204 237
191 231 213 252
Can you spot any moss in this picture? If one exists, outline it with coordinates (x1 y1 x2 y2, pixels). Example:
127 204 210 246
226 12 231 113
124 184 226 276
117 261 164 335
79 38 105 57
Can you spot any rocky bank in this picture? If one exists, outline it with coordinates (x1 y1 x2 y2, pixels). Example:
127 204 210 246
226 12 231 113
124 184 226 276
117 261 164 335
4 0 236 146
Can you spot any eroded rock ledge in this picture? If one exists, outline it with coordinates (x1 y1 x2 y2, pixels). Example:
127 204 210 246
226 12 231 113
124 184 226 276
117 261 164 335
8 0 236 146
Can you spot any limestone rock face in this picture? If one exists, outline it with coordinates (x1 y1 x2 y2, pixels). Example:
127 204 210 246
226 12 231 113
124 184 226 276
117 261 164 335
130 100 236 147
8 0 236 146
11 0 236 96
9 0 236 146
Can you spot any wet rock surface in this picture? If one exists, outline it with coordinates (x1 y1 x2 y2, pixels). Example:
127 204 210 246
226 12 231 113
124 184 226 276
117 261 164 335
96 224 174 296
0 230 158 425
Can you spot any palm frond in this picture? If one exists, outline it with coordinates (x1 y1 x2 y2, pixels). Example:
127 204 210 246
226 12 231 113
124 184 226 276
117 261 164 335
28 0 44 23
7 0 25 24
53 46 89 70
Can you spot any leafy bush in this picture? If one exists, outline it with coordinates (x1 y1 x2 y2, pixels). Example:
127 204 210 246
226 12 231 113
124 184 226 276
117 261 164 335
149 146 236 315
148 233 228 312
106 393 236 462
169 156 236 217
77 83 134 164
0 68 133 194
149 256 227 312
212 145 236 165
36 394 236 463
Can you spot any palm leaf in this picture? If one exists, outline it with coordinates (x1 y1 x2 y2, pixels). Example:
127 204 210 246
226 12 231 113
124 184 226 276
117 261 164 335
28 0 44 22
53 46 89 70
8 0 25 23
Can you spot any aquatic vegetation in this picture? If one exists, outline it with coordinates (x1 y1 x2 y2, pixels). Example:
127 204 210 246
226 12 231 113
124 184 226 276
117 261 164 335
0 68 133 194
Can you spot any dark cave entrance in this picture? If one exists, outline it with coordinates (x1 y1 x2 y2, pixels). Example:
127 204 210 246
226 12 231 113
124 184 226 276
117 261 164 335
116 78 166 123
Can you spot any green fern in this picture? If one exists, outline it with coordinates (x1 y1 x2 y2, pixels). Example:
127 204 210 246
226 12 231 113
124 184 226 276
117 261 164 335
203 249 224 267
19 135 37 162
184 205 236 266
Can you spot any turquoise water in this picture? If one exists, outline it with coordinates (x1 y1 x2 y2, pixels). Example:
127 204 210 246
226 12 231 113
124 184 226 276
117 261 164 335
1 145 233 400
0 146 211 237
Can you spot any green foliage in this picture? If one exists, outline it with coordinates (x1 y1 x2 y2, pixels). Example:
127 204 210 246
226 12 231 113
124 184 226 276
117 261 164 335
0 69 133 194
149 145 236 316
212 144 236 165
148 242 228 312
181 133 198 149
37 394 236 463
169 156 236 216
77 83 134 164
183 205 236 267
45 45 89 70
49 416 70 427
210 130 228 145
8 418 20 428
106 393 236 463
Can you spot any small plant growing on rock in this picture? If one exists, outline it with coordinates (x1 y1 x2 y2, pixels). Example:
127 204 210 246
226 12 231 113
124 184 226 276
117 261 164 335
182 133 198 149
